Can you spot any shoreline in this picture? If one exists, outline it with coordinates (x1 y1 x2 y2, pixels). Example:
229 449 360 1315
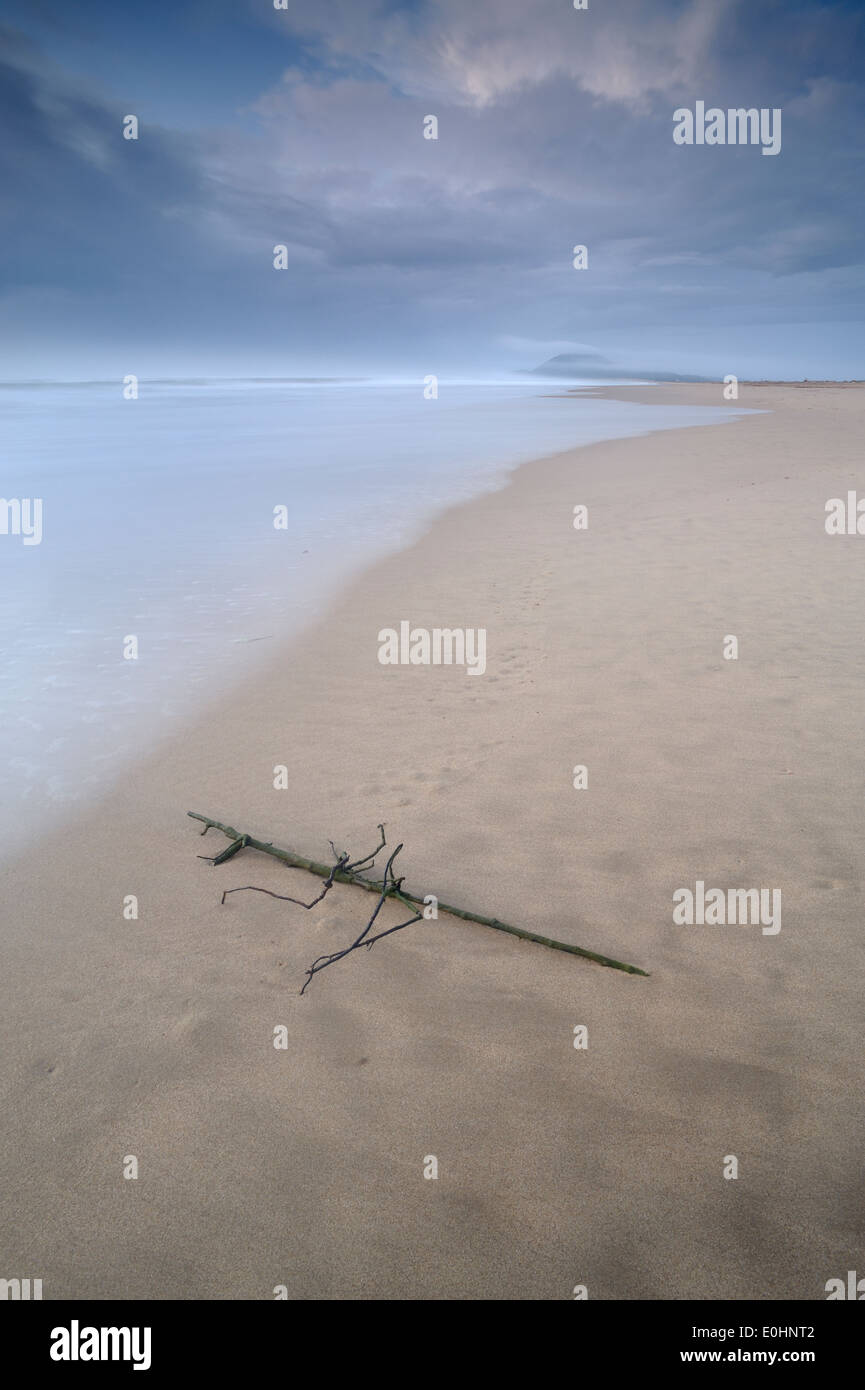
0 381 752 866
3 383 864 1299
0 382 753 866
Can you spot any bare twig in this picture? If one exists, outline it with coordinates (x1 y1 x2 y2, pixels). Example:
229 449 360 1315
221 851 349 908
187 810 650 981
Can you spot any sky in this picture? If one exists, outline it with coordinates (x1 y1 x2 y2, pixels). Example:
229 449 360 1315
1 0 864 380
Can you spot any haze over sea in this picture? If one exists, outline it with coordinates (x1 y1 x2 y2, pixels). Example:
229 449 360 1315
0 378 747 856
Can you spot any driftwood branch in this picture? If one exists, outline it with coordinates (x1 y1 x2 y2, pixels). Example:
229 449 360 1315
188 810 650 982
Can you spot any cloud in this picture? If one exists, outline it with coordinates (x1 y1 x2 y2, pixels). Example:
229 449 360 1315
265 0 740 109
2 1 864 376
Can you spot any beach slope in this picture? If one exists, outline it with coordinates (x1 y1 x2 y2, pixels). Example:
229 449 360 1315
2 383 863 1300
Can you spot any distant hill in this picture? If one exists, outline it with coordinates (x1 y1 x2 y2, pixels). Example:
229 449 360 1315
528 353 710 383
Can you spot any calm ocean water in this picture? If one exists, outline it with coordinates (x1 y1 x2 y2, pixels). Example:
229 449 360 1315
0 378 747 854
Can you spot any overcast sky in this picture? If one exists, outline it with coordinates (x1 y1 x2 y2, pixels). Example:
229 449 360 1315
2 0 863 379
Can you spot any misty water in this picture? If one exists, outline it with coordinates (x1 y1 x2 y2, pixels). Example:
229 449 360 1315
0 378 747 855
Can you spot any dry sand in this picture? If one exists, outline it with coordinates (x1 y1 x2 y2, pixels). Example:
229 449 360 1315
2 383 863 1300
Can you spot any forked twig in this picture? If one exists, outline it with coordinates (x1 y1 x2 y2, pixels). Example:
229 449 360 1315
300 843 423 994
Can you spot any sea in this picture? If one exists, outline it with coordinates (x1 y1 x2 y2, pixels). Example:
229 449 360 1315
0 377 749 855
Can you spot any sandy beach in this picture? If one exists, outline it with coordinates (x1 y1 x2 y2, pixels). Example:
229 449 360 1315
2 382 863 1301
